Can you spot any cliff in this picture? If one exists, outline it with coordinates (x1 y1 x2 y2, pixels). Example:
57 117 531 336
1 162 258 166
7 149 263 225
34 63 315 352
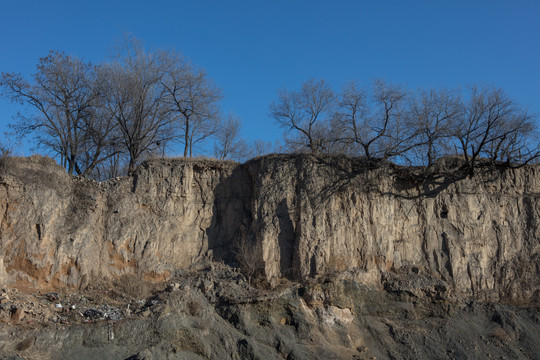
1 154 539 305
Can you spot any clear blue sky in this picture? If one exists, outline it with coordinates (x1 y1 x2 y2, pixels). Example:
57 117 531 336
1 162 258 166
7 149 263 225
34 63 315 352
1 0 539 155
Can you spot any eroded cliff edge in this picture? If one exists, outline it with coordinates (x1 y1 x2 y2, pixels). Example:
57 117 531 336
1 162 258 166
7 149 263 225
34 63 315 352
1 154 539 305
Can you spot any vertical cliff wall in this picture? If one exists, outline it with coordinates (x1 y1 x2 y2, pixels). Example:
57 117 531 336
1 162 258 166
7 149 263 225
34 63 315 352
246 155 540 304
0 155 539 304
0 156 250 290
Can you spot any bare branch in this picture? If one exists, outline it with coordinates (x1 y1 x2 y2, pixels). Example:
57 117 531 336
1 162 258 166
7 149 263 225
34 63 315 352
270 79 334 154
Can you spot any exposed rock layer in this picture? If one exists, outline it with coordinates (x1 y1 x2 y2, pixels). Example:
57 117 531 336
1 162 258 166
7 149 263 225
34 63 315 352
1 155 539 304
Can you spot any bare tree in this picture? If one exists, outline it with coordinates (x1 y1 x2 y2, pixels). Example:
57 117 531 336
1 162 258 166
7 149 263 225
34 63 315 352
452 85 539 176
1 39 226 176
234 237 264 286
250 139 274 158
485 117 540 166
333 79 414 161
408 88 461 167
0 139 12 158
100 37 173 174
90 151 129 180
330 80 368 155
0 51 101 174
270 78 334 155
160 52 222 157
213 114 247 161
76 73 125 177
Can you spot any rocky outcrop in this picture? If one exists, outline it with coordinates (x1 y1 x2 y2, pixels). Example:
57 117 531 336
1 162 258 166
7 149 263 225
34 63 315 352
0 156 249 291
0 154 539 305
246 155 540 305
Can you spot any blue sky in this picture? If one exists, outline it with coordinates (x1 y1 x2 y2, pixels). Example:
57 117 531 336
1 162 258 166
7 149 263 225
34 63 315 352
1 0 539 155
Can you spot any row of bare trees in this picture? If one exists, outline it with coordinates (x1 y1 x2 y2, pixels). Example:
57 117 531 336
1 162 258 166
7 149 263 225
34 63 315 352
2 42 538 179
0 37 248 178
270 79 539 175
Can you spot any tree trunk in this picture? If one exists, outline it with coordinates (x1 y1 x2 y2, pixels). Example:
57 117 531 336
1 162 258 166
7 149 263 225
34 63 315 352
183 119 189 157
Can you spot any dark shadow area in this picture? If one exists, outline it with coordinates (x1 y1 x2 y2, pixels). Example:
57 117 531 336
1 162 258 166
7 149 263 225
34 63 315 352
201 153 535 287
303 154 517 205
206 164 253 264
277 198 295 277
309 155 382 209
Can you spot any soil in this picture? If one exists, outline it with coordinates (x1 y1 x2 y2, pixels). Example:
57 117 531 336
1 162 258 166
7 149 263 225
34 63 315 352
1 262 539 360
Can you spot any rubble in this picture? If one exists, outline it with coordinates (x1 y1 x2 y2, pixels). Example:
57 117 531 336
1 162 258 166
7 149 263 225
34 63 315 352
0 262 539 359
0 286 145 327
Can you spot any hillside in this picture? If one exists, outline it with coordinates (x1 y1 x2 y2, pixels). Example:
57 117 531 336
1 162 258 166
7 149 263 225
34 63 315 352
0 154 539 359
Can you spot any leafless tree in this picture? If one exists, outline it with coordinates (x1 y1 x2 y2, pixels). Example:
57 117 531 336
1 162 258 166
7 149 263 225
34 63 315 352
77 74 124 177
0 140 12 158
100 37 173 174
270 78 334 155
408 88 461 166
485 117 540 166
213 114 247 161
0 51 103 175
250 139 274 158
86 151 126 180
333 79 414 161
1 37 231 176
234 237 264 286
160 52 222 157
452 85 539 176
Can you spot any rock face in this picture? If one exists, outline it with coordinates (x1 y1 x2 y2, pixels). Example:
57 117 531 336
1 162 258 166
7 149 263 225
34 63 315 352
247 155 540 305
0 156 249 291
0 154 539 305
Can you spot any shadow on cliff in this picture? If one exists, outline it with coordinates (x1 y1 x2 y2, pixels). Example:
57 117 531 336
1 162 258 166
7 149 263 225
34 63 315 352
205 164 253 264
277 198 295 277
308 155 508 205
205 154 521 286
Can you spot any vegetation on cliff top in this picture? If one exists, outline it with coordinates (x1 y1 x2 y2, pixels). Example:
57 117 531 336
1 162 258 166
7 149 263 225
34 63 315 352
1 37 539 180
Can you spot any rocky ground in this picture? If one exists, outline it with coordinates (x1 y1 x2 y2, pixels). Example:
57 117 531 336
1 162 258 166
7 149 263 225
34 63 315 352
0 262 539 360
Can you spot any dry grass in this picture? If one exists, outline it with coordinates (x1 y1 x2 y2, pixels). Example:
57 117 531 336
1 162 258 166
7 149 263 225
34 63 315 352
111 274 162 300
143 155 239 168
233 237 265 286
0 154 59 172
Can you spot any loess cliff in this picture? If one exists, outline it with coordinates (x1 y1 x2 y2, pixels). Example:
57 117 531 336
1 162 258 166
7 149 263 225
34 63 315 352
1 154 540 359
0 154 539 304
